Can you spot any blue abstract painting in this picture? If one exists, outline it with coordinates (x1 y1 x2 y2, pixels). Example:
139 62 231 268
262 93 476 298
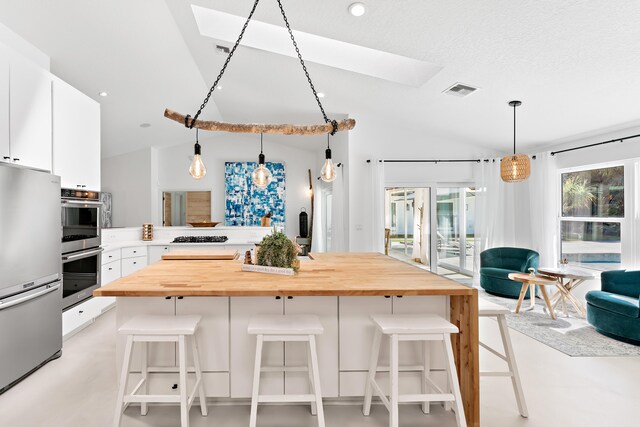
225 162 286 227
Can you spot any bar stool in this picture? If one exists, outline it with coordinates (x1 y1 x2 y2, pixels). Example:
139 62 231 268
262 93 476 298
479 299 528 417
248 314 325 427
363 314 467 427
113 315 207 427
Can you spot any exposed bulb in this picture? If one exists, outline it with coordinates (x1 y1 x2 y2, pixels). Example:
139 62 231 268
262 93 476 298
320 148 336 182
252 164 272 188
189 154 207 180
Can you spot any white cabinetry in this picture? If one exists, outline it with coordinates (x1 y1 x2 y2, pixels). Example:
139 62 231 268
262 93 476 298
9 55 52 171
338 296 447 397
52 77 100 190
229 296 339 398
148 245 170 263
230 296 284 398
121 245 147 276
0 54 9 163
116 296 230 398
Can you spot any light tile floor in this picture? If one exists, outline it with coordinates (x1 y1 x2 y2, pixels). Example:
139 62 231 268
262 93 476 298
0 307 639 426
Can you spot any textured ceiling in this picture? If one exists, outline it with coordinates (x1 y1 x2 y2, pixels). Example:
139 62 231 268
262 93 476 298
1 0 640 157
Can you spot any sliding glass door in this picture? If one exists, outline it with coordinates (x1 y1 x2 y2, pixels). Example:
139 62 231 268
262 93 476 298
436 187 475 275
385 188 430 266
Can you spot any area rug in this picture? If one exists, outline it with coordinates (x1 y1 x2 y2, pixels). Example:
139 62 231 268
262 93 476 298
444 274 640 357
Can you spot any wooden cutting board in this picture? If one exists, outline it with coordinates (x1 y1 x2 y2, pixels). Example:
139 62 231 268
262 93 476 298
161 250 239 260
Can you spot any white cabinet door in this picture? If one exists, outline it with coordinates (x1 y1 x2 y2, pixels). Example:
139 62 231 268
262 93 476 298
176 297 229 372
229 296 284 398
121 246 147 259
52 78 100 190
148 245 170 264
121 256 147 276
9 56 52 171
338 296 392 372
284 296 339 397
101 259 121 286
392 296 448 392
116 297 176 373
0 54 9 163
102 248 121 265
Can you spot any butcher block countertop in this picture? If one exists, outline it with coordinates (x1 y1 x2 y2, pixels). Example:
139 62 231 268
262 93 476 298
93 252 475 297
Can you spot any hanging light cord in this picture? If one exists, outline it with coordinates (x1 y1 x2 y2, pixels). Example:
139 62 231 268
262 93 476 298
186 0 338 135
196 128 199 144
327 134 330 149
276 0 337 135
187 0 261 128
513 102 517 155
260 133 264 154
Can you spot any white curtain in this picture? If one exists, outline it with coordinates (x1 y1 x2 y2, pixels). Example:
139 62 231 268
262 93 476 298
411 189 430 264
311 180 325 253
371 159 386 253
529 152 559 267
473 154 559 284
473 158 521 283
330 164 347 252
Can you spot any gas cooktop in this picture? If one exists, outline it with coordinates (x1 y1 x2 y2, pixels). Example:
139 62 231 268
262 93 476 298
171 236 228 243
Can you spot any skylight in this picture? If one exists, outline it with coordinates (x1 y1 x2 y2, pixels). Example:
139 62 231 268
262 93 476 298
191 5 442 87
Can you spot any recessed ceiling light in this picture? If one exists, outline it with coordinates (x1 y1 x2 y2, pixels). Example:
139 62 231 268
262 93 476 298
317 92 325 98
140 123 151 128
216 85 223 90
348 2 366 17
98 91 108 97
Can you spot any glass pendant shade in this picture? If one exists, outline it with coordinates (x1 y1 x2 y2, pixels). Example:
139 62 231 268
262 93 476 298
500 154 530 182
252 153 272 188
320 148 336 182
189 141 206 180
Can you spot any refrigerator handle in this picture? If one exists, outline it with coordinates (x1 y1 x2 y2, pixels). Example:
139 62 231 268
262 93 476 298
0 282 61 311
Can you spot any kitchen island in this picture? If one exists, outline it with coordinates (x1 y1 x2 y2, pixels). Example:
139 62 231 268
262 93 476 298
94 252 479 426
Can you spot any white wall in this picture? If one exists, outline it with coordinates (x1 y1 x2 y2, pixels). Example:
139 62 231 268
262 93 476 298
101 147 153 227
347 115 498 251
154 133 317 239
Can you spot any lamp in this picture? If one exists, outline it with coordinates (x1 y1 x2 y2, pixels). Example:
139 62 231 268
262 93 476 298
500 100 530 182
320 134 337 182
252 133 272 188
189 129 207 180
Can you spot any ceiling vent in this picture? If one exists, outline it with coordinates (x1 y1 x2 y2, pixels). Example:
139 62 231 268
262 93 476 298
215 44 230 54
444 83 478 97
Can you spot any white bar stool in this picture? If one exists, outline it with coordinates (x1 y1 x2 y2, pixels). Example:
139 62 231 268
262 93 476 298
363 314 467 427
479 298 528 417
113 315 207 427
248 314 325 427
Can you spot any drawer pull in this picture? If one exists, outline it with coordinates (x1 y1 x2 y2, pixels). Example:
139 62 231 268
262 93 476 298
108 268 112 271
79 310 84 314
171 384 178 390
165 296 172 300
133 262 137 265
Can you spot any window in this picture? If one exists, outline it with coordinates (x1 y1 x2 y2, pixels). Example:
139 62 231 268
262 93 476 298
560 166 624 270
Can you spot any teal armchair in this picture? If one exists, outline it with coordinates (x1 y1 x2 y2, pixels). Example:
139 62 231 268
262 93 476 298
586 270 640 345
480 247 540 299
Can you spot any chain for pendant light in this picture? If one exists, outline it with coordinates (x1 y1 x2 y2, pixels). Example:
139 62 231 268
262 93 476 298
187 0 338 135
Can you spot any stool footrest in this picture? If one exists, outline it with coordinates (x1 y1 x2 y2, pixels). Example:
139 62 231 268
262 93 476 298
258 394 316 403
398 393 455 403
124 395 181 403
480 371 513 377
479 341 507 362
260 365 309 373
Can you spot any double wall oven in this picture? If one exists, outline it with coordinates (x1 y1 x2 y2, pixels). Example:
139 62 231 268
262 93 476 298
61 189 103 310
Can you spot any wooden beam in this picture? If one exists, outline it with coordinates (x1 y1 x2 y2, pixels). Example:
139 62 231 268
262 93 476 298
164 108 356 135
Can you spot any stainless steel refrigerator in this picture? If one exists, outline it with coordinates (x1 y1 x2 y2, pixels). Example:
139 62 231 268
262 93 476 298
0 162 62 394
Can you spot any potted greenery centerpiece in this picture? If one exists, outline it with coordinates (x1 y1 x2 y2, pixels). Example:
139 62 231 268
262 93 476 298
242 231 300 275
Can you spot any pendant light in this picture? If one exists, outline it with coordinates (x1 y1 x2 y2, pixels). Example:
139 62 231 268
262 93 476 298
189 129 207 180
252 133 272 188
320 134 337 182
500 100 530 182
